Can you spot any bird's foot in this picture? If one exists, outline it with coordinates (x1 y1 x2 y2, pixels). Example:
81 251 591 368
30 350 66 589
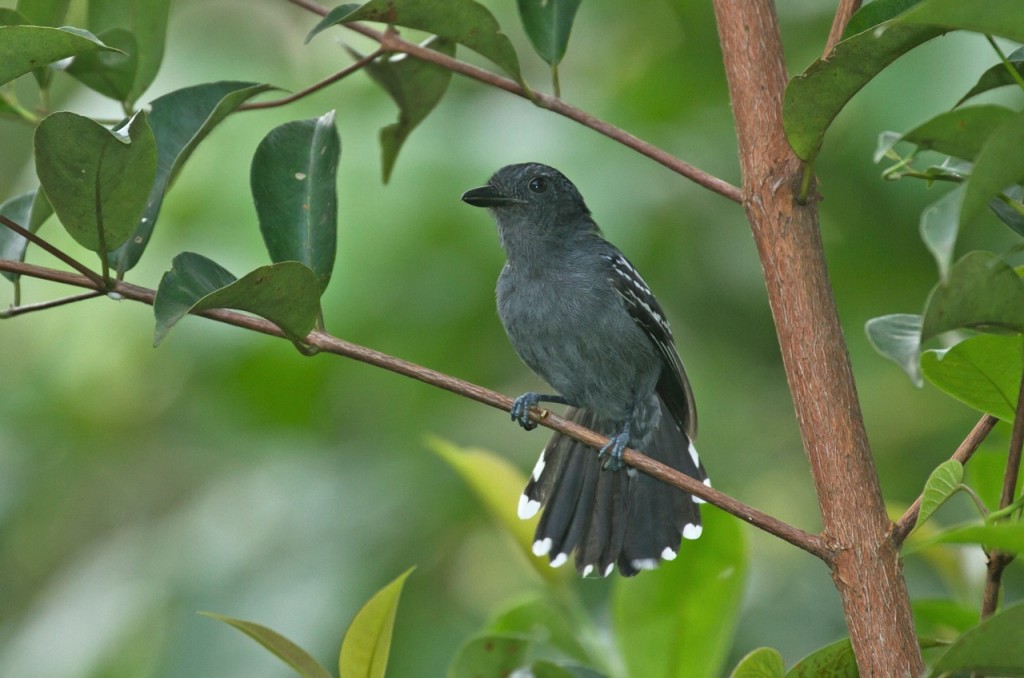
598 430 630 472
511 392 545 431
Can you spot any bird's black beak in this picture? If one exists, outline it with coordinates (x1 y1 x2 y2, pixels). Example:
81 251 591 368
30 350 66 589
461 185 526 207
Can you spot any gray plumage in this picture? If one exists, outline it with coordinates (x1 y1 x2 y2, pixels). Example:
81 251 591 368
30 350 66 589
462 162 708 577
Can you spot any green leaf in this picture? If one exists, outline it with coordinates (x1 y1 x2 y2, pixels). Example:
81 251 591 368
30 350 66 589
201 612 332 678
448 634 530 678
0 24 121 86
934 523 1024 554
865 313 923 386
65 27 138 102
913 459 964 532
15 0 71 26
912 598 979 638
960 109 1024 227
109 81 274 274
87 0 171 104
529 660 603 678
920 186 962 281
921 334 1023 422
307 0 523 84
34 111 157 256
900 105 1015 162
339 567 414 678
921 251 1024 341
488 598 590 665
841 0 923 39
898 0 1024 44
359 37 455 183
0 189 52 283
613 507 746 678
957 47 1024 106
989 185 1024 239
251 111 340 293
516 0 582 66
783 21 945 162
929 602 1024 677
785 638 856 678
153 253 320 347
729 647 785 678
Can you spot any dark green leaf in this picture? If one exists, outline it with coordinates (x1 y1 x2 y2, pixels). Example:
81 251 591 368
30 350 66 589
957 47 1024 106
0 25 121 86
109 81 274 274
34 111 157 256
912 599 979 638
934 524 1024 554
786 638 856 678
920 251 1024 340
529 660 605 678
307 0 523 84
0 190 52 283
516 0 582 66
921 334 1023 422
339 567 415 678
448 634 530 678
0 9 27 26
842 0 923 39
251 111 340 293
488 598 590 665
961 109 1024 227
783 22 945 162
87 0 171 104
201 612 332 678
898 0 1024 44
929 602 1024 677
920 186 962 281
989 185 1024 239
360 37 455 182
65 27 138 102
865 313 923 386
913 459 964 532
613 507 745 678
900 105 1015 161
729 647 785 678
15 0 70 26
153 253 320 346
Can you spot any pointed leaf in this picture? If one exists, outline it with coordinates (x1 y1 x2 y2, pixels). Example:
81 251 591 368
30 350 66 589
360 37 455 182
957 47 1024 106
921 251 1024 340
786 638 856 678
0 24 121 86
34 111 157 255
15 0 70 26
307 0 523 84
109 81 275 274
339 567 415 678
729 647 785 678
921 334 1023 422
920 186 962 281
613 507 746 678
913 459 964 532
516 0 582 66
251 111 339 292
900 105 1015 162
960 109 1024 227
898 0 1024 44
0 190 52 283
448 634 530 678
87 0 171 104
201 612 332 678
865 313 923 386
989 185 1024 239
65 27 138 102
935 524 1024 554
841 0 923 39
488 598 590 665
153 253 320 346
929 602 1024 677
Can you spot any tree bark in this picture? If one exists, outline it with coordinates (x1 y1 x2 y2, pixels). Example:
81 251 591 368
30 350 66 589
711 1 924 675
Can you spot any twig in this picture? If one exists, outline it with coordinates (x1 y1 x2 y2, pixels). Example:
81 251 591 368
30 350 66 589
0 215 106 288
0 255 827 560
238 49 385 111
823 0 863 56
286 0 743 204
892 414 999 546
1 290 104 318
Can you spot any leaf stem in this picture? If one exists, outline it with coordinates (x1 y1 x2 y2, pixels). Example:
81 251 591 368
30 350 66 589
985 34 1024 93
1 291 104 318
238 49 385 111
0 214 105 288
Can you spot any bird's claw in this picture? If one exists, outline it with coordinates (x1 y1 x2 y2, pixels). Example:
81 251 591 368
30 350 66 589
511 393 542 431
598 431 629 472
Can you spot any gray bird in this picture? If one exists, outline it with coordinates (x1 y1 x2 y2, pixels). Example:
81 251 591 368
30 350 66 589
462 162 709 577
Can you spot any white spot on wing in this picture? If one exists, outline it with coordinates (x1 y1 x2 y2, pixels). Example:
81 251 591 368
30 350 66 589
550 552 568 568
683 523 703 540
532 537 552 557
661 547 677 561
518 494 540 519
631 558 659 571
582 564 594 577
692 477 712 504
688 441 700 467
603 563 615 577
531 451 546 481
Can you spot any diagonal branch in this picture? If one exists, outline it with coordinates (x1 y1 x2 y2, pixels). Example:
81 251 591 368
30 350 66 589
285 0 743 204
823 0 863 56
0 255 827 560
238 48 385 111
0 214 105 288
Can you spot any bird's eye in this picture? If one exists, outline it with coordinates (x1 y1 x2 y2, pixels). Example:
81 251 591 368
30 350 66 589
528 176 548 193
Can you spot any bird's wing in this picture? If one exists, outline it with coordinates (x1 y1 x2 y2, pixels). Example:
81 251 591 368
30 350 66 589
603 250 698 439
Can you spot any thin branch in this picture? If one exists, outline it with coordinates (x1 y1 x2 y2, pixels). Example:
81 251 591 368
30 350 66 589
0 215 106 288
237 49 385 111
892 414 998 546
1 290 104 318
0 255 827 560
286 0 743 204
823 0 862 56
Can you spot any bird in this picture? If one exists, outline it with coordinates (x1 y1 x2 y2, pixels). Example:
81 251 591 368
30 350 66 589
461 162 709 577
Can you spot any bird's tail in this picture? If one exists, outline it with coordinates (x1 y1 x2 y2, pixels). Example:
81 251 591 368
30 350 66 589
517 402 708 577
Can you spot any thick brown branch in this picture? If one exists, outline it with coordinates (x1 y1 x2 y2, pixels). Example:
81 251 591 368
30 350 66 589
0 256 826 559
823 0 862 56
892 414 998 546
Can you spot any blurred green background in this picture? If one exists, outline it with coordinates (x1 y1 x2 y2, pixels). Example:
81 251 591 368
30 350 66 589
0 1 1020 676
